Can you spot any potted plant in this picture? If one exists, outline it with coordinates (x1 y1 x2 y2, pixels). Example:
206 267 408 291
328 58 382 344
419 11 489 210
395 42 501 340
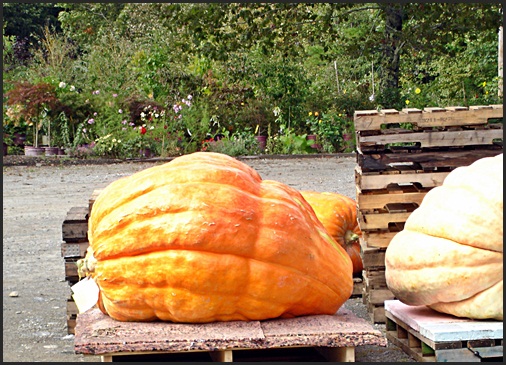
254 124 267 151
5 81 61 156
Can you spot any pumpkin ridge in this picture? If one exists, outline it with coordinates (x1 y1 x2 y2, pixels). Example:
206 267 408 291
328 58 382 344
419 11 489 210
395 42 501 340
406 228 504 254
97 252 352 315
91 159 262 225
97 250 346 299
91 206 353 289
94 241 351 296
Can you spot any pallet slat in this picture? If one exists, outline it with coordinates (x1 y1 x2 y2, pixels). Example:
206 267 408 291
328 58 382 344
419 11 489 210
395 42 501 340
62 206 89 242
61 241 89 258
354 105 503 131
356 167 449 190
358 128 503 149
357 147 502 172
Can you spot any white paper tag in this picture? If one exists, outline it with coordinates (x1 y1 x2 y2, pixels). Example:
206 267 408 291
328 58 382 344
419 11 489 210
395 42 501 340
71 276 99 314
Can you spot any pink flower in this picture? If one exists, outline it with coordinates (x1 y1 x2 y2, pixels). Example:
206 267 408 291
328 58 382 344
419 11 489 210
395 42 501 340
88 118 95 124
113 93 118 98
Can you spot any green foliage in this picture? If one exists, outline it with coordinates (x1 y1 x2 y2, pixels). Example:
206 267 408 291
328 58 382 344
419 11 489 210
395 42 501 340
202 129 260 157
3 3 502 158
305 110 355 153
92 134 123 158
266 122 314 155
3 3 62 44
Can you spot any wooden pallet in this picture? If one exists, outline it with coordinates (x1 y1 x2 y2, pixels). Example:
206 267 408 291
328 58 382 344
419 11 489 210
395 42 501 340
385 300 503 362
66 298 78 335
61 190 103 334
351 277 363 298
361 267 394 323
74 307 387 362
354 105 503 324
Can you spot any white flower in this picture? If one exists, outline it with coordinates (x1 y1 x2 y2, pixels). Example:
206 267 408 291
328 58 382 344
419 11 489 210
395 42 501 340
59 81 66 88
140 112 146 118
369 94 375 101
69 85 76 92
187 95 192 100
150 126 154 130
154 113 159 118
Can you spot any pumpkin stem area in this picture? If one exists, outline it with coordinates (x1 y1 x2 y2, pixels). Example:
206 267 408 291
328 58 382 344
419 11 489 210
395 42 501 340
77 249 97 279
344 230 360 245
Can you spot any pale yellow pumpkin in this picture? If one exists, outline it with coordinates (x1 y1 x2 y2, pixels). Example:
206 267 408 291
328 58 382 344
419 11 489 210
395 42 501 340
385 153 503 320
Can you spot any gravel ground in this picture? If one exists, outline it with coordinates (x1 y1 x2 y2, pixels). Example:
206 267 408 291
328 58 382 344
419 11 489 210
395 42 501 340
2 153 416 362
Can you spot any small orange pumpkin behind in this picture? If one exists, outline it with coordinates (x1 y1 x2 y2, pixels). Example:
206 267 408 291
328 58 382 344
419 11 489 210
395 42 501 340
300 190 363 276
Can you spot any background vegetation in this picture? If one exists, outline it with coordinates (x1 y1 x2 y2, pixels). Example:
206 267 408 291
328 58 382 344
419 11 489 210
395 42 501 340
3 3 503 157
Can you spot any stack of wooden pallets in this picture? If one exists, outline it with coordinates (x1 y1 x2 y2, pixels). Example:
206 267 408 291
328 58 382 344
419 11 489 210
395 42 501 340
60 190 100 334
353 104 503 323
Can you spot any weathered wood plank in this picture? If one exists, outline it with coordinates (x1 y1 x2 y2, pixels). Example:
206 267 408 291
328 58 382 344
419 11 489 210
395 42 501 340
358 128 503 149
357 187 429 210
357 148 502 172
354 105 503 131
358 210 412 230
356 166 450 190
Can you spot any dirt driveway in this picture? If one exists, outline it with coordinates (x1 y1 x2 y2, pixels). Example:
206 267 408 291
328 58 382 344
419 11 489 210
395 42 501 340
2 154 415 362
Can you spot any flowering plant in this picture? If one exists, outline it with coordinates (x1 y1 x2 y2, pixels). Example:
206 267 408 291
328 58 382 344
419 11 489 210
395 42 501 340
305 111 321 136
92 134 123 158
305 109 354 153
4 81 61 147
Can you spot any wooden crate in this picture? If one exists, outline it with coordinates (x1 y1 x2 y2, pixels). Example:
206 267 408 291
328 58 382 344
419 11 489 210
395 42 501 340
354 105 503 323
385 300 503 362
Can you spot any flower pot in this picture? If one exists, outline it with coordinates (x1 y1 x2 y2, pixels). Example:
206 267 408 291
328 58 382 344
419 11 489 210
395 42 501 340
44 147 59 156
13 133 27 147
24 146 45 156
255 135 267 151
306 135 320 150
139 148 152 158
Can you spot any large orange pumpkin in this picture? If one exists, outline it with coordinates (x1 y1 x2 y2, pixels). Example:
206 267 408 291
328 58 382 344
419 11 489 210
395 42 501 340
385 153 503 320
80 152 353 323
300 191 363 276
